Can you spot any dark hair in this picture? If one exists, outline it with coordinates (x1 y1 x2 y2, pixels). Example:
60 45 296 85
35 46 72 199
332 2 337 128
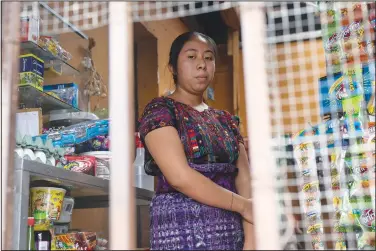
168 31 218 84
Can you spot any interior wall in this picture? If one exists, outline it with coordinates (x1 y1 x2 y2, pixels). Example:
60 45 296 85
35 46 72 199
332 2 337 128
43 26 109 112
206 45 233 113
136 38 158 117
141 19 189 96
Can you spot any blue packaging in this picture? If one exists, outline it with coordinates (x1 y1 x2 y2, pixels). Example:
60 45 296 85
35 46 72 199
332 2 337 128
43 83 79 109
33 119 110 147
319 68 366 118
362 61 375 105
19 54 45 91
19 54 44 77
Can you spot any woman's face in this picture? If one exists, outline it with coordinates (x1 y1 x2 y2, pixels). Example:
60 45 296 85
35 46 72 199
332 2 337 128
174 35 216 95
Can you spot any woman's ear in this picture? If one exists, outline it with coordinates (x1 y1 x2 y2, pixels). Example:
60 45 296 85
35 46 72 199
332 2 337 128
168 64 175 75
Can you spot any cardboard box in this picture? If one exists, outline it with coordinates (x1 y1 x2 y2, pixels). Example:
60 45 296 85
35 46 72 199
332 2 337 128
19 53 44 91
16 108 43 138
20 16 40 43
43 83 79 109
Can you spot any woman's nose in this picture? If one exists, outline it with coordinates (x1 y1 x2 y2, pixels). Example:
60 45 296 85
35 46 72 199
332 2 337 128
197 57 206 70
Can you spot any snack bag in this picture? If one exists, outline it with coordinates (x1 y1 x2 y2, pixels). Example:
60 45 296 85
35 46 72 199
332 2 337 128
74 232 97 250
356 231 376 250
52 233 77 250
334 232 347 250
362 62 375 117
64 156 96 176
302 181 322 214
308 226 325 250
351 197 375 250
344 154 373 198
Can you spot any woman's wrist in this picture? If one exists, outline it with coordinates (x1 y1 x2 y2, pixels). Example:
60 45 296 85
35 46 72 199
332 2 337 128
230 193 246 215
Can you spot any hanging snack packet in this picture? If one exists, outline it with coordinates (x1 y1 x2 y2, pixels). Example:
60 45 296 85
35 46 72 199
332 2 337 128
351 196 375 250
309 228 325 250
362 62 375 117
302 181 322 214
334 232 347 250
344 154 373 199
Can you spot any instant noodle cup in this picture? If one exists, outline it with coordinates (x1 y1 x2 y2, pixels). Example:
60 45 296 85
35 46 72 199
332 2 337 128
30 187 66 230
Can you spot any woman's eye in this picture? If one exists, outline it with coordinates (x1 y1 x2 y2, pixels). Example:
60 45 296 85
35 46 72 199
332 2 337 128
188 55 195 59
205 56 213 61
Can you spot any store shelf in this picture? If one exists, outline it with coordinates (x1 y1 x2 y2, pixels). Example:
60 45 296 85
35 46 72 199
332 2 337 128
15 157 109 196
20 41 80 76
74 186 155 209
18 85 80 113
12 157 154 250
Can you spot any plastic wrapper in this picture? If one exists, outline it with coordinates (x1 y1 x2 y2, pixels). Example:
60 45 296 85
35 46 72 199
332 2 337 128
320 2 375 74
52 232 96 250
74 232 97 250
33 119 109 148
352 198 375 250
64 156 96 176
344 155 373 198
38 36 72 62
362 62 376 117
74 135 110 154
44 83 79 109
52 233 76 250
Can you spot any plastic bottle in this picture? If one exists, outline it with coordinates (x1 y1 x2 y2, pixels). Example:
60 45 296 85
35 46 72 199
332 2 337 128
134 133 154 191
34 230 51 250
27 217 35 250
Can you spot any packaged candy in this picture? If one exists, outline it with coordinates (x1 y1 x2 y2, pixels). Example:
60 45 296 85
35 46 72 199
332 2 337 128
307 211 323 225
334 232 347 250
310 231 325 250
356 231 376 250
33 119 109 147
52 232 96 250
64 156 96 176
52 233 76 250
74 231 96 250
320 1 375 74
362 62 375 117
344 154 374 199
43 83 79 109
19 54 45 91
74 135 110 154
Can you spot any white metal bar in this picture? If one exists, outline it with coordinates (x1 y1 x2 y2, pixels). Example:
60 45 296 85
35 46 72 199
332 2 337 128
109 2 135 250
1 2 21 250
38 2 89 40
266 30 322 44
240 2 281 250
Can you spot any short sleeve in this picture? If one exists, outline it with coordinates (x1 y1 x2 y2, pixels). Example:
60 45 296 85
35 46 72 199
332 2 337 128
138 97 176 141
224 111 244 146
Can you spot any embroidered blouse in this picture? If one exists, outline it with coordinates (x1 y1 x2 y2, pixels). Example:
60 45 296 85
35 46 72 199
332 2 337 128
139 96 244 177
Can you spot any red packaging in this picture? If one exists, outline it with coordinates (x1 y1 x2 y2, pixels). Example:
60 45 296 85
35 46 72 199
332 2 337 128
74 232 97 250
64 156 96 176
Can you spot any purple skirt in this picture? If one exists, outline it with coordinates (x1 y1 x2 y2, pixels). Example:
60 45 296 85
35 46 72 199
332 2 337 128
150 163 244 250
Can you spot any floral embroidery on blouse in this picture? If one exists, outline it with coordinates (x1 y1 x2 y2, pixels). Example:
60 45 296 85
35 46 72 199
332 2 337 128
139 97 244 176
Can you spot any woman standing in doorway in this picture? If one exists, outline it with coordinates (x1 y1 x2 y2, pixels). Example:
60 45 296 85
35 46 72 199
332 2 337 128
139 32 254 250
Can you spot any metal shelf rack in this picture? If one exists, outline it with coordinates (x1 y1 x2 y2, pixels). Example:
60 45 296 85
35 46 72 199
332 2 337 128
12 157 154 250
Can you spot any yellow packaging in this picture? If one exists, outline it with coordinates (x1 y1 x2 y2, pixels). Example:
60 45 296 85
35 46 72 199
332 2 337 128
30 187 66 230
19 53 44 91
51 233 77 250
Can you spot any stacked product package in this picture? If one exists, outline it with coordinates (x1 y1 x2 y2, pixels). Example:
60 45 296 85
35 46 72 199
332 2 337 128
292 2 375 250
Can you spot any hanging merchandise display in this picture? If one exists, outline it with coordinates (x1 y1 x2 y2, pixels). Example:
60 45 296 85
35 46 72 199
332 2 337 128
291 2 376 250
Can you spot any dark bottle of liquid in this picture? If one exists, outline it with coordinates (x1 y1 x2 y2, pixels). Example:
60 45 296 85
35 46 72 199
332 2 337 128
34 230 51 250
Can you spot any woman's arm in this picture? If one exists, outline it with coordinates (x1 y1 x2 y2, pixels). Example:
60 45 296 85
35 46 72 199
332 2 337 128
235 144 256 250
144 126 252 222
